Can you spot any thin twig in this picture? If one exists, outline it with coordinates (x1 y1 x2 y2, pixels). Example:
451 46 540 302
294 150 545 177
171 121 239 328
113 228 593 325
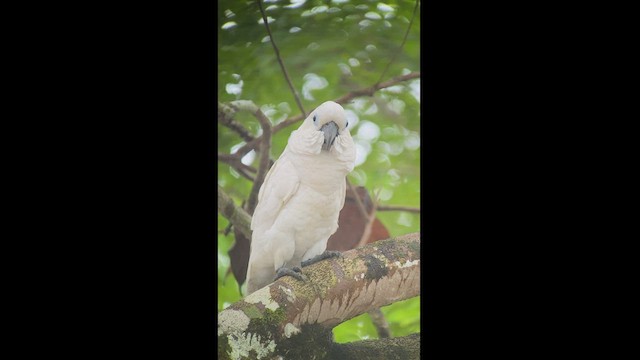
218 102 255 143
230 136 263 161
218 101 275 193
276 72 421 132
347 181 370 221
256 0 307 118
357 189 381 248
246 108 272 215
336 72 422 105
377 205 421 213
375 0 420 86
218 153 257 181
234 167 256 182
218 153 257 174
222 72 421 159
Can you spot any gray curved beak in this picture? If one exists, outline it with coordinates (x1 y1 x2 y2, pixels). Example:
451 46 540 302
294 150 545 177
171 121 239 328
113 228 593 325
320 121 339 151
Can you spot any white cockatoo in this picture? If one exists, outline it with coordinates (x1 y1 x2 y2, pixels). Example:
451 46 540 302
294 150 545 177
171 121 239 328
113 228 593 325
245 101 356 295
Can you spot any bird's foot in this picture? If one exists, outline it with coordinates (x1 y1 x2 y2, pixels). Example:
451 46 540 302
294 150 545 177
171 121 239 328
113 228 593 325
301 250 343 267
274 266 306 282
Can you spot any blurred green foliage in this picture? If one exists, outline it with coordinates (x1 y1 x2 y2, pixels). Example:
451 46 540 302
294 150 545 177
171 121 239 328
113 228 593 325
218 0 420 342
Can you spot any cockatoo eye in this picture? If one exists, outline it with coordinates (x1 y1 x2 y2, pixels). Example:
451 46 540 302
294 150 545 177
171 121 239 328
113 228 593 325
346 121 349 128
313 114 317 123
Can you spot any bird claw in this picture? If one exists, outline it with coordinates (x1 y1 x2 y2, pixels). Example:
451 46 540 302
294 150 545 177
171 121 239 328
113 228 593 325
275 266 307 282
301 250 343 267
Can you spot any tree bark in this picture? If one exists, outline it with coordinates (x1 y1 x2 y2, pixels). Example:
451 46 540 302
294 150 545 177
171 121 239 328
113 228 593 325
217 185 252 239
218 232 420 360
330 333 420 359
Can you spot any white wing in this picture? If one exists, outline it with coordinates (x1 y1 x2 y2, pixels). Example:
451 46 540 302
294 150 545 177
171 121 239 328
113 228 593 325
246 150 301 294
250 150 301 235
338 178 347 213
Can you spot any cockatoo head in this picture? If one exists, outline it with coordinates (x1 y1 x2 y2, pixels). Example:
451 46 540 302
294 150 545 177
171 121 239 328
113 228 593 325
303 101 350 151
289 101 354 164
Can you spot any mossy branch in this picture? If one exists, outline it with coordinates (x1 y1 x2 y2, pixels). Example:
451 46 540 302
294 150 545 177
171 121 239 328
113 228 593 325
218 233 420 360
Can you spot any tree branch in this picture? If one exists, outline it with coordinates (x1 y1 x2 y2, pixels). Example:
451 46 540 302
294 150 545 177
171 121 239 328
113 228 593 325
225 135 263 162
357 189 380 248
256 0 307 118
275 72 421 132
377 205 421 213
245 105 272 215
335 72 422 105
217 185 252 239
347 180 370 221
218 102 255 143
367 308 391 339
218 153 256 182
222 72 421 159
218 233 420 359
217 100 275 188
330 333 420 359
218 153 257 174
